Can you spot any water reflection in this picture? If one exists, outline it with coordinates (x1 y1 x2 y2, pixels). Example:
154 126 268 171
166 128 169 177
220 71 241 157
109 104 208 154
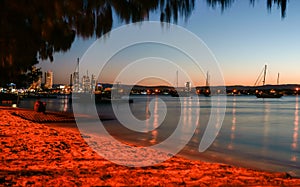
139 96 200 145
182 97 193 129
291 96 299 162
228 97 236 150
60 96 70 112
262 100 271 155
145 97 151 131
183 97 200 142
149 97 159 144
188 98 192 124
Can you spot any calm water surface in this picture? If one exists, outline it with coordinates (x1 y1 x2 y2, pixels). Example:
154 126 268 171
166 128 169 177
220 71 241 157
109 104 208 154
14 95 300 176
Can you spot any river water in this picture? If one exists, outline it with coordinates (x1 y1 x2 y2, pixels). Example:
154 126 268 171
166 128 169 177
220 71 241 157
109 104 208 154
12 95 300 176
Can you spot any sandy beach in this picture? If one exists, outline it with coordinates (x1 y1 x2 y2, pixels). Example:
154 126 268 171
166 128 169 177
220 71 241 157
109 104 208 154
1 107 300 186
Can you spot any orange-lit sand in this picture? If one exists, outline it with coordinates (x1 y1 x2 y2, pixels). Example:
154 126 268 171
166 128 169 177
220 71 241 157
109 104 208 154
1 108 300 186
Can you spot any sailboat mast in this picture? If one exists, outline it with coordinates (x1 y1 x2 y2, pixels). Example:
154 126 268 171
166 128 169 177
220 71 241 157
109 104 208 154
176 70 178 88
206 71 209 87
262 64 267 86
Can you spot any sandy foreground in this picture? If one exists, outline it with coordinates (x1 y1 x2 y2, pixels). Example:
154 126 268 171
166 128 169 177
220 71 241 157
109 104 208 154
1 108 300 186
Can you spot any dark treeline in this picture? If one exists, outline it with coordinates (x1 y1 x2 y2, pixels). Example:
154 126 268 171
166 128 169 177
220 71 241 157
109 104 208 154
0 0 288 87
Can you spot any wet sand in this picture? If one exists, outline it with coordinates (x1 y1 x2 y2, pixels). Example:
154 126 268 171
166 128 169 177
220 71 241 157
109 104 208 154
1 107 300 186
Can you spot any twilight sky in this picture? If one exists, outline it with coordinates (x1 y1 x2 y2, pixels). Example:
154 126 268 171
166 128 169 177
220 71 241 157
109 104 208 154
38 0 300 86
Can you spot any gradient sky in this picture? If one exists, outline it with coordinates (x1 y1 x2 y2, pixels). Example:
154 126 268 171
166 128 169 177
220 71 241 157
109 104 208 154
38 0 300 86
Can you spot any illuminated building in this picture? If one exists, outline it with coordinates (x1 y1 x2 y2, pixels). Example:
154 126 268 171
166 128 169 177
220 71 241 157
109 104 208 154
44 70 53 89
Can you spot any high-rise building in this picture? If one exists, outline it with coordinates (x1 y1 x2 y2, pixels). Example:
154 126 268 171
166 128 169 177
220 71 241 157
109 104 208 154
72 58 80 93
82 70 91 93
44 70 53 89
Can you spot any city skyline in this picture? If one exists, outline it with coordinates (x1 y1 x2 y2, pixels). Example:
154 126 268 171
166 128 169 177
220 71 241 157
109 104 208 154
38 0 300 86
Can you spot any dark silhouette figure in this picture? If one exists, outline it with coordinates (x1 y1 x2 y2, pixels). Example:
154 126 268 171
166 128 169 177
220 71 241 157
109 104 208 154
34 99 46 113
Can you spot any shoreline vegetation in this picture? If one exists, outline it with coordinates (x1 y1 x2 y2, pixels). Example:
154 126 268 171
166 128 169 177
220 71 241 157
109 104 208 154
1 107 300 186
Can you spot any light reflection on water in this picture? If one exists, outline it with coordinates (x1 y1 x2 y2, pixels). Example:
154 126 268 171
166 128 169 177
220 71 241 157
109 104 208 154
150 97 159 144
228 96 236 150
262 100 270 158
211 96 300 176
12 95 300 176
291 96 299 162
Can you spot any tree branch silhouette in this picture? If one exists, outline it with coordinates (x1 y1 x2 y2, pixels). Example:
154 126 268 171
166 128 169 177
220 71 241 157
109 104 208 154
0 0 289 86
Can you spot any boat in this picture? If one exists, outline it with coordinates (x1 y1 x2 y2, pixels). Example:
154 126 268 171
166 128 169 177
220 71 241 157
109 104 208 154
255 65 283 98
256 90 282 98
70 92 133 104
0 92 20 105
170 89 179 97
170 71 194 97
26 93 58 99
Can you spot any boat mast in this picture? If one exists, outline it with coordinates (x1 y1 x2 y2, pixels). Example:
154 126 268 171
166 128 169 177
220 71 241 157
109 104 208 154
262 64 267 86
176 70 178 88
206 71 209 87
